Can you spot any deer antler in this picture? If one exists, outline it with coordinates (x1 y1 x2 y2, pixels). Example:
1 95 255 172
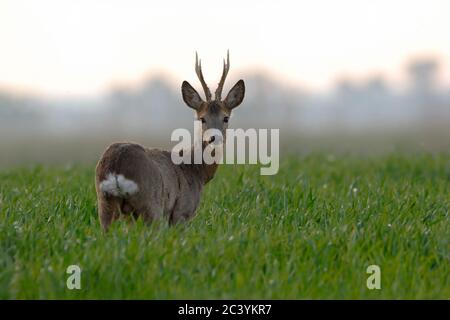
215 50 230 101
195 52 212 102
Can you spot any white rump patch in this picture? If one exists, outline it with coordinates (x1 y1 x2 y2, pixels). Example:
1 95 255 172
99 173 139 197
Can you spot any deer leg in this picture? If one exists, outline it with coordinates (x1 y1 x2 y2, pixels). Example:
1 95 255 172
169 214 185 226
136 203 164 226
98 197 120 231
169 210 195 226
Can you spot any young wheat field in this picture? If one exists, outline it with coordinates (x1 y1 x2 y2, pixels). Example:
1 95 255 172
0 153 448 299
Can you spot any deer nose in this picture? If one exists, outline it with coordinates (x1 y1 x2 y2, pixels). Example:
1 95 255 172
208 135 223 145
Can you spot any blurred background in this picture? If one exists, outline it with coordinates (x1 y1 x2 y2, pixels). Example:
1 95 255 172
0 0 449 167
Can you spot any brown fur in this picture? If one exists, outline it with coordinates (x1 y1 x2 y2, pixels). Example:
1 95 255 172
95 143 218 229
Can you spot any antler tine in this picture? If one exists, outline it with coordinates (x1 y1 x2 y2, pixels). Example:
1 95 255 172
215 50 230 101
195 52 212 102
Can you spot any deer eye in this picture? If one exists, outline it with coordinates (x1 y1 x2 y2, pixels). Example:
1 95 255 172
199 117 206 124
223 117 229 123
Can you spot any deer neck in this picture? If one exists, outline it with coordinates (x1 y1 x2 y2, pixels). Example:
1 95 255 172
199 161 219 184
180 142 220 185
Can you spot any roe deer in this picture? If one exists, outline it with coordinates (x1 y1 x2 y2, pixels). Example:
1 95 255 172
95 51 245 230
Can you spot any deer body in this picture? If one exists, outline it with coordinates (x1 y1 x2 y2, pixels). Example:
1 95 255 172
95 52 245 230
95 143 217 228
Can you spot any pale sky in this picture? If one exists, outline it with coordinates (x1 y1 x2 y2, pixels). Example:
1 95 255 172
0 0 449 98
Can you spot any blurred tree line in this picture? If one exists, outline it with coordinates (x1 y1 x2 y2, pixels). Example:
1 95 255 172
0 57 449 139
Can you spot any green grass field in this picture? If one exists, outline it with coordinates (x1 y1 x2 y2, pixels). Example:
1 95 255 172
0 153 448 299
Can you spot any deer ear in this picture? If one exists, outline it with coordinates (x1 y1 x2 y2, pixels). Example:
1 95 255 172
182 81 204 110
224 80 245 110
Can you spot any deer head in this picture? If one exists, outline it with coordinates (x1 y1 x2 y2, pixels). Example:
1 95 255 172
181 51 245 145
